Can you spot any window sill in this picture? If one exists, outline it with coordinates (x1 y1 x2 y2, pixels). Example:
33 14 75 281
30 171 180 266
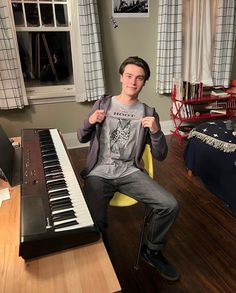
26 85 86 104
28 95 76 105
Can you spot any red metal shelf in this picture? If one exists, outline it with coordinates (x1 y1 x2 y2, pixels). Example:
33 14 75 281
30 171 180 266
170 86 236 144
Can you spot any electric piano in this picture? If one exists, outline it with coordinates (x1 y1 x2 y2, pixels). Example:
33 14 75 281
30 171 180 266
19 128 100 259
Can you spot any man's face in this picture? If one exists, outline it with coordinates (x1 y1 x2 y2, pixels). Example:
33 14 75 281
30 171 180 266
120 64 146 98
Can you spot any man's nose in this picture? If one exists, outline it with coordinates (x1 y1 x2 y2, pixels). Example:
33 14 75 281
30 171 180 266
131 77 137 84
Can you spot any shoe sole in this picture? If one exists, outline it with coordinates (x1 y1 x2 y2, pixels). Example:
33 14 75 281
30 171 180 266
141 253 180 281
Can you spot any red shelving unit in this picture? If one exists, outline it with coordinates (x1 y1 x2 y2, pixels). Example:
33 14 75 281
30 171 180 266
170 85 236 143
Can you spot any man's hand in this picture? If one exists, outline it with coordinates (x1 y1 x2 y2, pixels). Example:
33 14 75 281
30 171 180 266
141 116 160 134
89 110 106 124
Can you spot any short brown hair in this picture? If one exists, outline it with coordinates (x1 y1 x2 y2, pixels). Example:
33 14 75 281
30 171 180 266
119 56 151 81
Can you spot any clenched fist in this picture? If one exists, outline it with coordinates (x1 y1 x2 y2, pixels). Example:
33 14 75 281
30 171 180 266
141 116 159 134
89 110 106 124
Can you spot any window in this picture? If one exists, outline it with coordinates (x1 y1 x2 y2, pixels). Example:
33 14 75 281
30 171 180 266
11 0 85 103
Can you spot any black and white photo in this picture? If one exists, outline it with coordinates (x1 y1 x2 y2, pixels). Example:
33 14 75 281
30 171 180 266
112 0 149 18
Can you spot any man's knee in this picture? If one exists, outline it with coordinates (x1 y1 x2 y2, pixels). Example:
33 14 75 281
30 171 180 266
171 197 179 215
159 195 179 216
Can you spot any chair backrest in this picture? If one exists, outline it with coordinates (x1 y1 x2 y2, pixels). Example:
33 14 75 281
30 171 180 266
109 144 154 207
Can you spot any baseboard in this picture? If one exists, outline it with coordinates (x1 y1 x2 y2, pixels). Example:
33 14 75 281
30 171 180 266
62 120 173 149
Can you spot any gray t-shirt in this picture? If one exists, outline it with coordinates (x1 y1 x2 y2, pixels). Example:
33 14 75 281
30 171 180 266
88 96 144 178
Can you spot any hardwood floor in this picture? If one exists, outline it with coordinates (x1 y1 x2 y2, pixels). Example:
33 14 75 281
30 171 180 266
69 136 236 293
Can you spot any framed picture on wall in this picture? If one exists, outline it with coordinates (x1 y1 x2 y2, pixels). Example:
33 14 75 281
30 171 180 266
112 0 149 18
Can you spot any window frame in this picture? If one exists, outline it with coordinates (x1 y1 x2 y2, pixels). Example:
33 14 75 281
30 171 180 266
11 0 86 104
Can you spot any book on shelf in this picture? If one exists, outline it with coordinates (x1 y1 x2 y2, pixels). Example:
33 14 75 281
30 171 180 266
210 109 227 115
202 87 212 96
211 87 230 97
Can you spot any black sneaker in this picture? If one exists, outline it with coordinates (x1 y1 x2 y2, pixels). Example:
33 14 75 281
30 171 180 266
141 245 180 281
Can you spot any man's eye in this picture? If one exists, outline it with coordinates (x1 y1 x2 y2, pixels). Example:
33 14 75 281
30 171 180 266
138 77 144 81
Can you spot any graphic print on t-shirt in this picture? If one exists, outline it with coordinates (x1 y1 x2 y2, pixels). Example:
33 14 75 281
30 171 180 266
88 96 144 178
110 118 131 154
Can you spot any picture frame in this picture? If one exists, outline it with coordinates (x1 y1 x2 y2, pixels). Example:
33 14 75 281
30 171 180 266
112 0 149 18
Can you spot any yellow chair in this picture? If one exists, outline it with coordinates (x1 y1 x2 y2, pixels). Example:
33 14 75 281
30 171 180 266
109 144 154 269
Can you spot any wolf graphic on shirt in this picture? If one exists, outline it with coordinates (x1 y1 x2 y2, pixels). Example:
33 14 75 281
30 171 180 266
110 119 131 154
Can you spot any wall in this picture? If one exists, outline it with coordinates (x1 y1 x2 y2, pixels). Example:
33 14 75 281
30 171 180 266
0 0 235 138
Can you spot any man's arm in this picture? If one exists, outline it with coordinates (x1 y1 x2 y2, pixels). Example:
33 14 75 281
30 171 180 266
142 112 168 161
77 100 101 143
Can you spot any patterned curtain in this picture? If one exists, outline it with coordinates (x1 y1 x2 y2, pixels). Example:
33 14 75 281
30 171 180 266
156 0 183 94
156 0 236 94
0 0 28 109
212 0 236 87
77 0 106 102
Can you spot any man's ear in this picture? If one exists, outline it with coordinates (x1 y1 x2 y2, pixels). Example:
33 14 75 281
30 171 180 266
120 74 123 83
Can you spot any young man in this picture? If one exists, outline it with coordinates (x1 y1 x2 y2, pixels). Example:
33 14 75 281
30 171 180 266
77 56 180 281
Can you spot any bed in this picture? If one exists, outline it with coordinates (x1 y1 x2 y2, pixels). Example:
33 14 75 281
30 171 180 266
184 120 236 214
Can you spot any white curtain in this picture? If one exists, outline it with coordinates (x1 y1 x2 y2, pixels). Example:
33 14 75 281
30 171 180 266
212 0 236 87
0 0 27 109
183 0 216 85
78 0 106 102
156 0 183 94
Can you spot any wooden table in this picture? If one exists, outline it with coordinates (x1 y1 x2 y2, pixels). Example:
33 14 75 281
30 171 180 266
0 181 121 293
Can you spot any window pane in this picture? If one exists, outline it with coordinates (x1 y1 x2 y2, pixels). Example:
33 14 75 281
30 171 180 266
40 4 54 26
17 32 73 87
25 4 39 27
55 4 68 27
12 3 24 27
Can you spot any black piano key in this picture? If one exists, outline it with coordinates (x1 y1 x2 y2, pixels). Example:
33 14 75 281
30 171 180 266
44 164 61 170
40 144 55 150
52 210 76 221
40 141 54 147
50 202 73 212
49 189 69 198
43 159 59 166
47 177 66 183
42 153 57 159
50 203 72 211
47 182 67 190
38 129 50 134
48 188 68 195
50 202 73 211
44 166 62 175
43 161 60 167
41 148 56 154
40 137 51 141
50 197 72 206
47 178 66 184
46 173 64 181
53 220 79 229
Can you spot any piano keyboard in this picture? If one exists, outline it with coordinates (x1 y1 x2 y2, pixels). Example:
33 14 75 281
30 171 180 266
19 128 100 259
40 129 94 232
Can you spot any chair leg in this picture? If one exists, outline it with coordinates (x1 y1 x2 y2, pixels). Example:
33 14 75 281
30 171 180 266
134 205 152 270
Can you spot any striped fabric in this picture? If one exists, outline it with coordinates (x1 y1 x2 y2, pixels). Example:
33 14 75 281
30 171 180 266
78 0 105 102
212 0 236 87
156 0 235 94
156 0 183 94
0 1 27 109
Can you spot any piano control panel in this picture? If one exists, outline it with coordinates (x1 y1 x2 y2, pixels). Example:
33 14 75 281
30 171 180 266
21 129 46 190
